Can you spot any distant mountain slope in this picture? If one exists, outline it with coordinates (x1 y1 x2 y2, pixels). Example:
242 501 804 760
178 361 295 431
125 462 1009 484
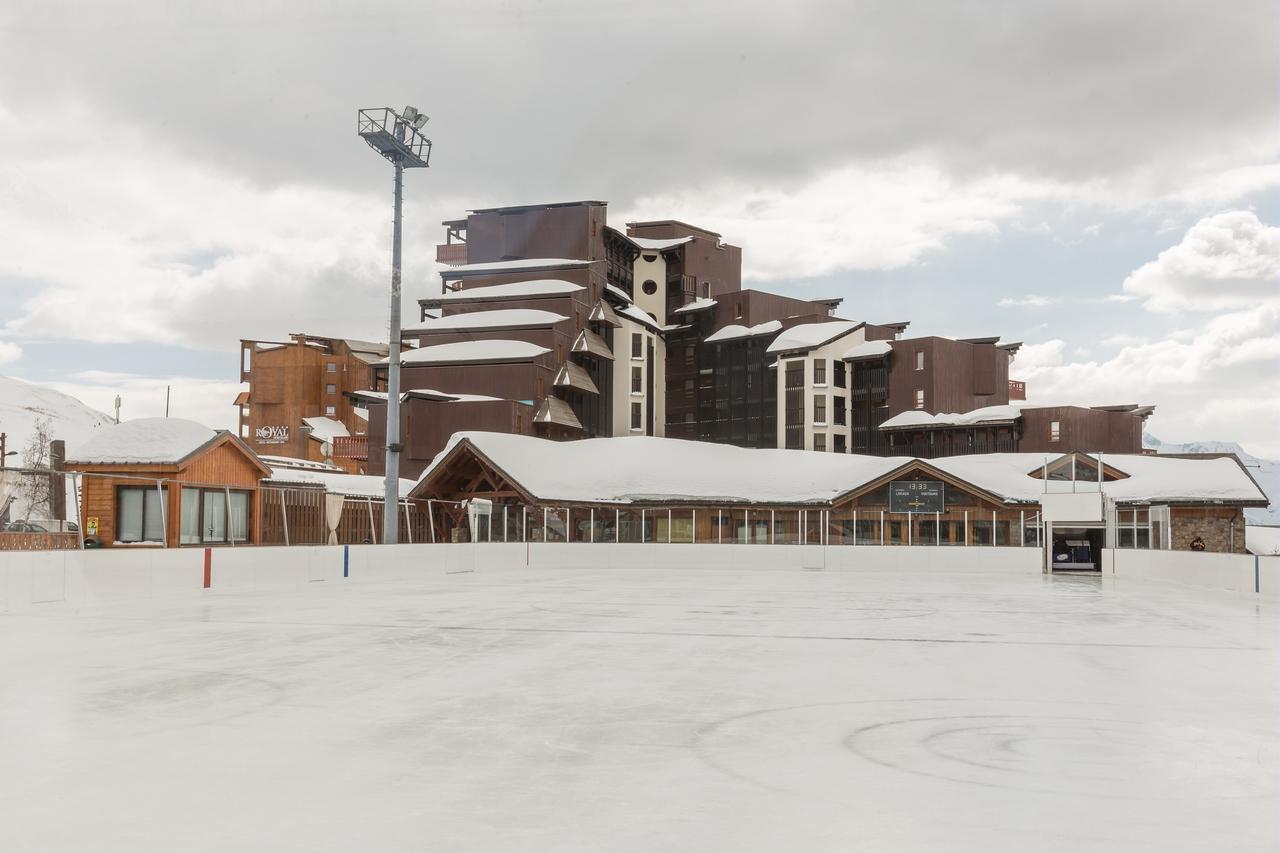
0 375 115 460
1144 432 1279 525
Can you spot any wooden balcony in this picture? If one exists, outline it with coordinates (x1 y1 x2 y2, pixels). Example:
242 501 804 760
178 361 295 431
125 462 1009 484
435 243 468 265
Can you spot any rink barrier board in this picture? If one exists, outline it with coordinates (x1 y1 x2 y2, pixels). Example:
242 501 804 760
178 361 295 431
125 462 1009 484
0 543 1275 611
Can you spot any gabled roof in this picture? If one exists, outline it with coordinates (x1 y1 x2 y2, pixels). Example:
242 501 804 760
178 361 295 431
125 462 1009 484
572 329 614 360
66 418 270 476
554 361 600 394
617 304 663 333
533 397 584 430
589 299 622 328
412 433 1269 508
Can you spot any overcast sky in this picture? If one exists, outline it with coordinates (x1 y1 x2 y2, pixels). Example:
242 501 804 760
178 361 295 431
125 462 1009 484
1 0 1277 454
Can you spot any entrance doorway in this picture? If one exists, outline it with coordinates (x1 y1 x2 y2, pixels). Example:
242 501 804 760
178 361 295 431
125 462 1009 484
1049 525 1105 572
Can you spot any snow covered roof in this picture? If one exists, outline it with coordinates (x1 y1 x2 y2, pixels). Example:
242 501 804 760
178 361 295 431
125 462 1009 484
405 309 567 332
415 433 1269 508
704 320 783 344
302 417 350 443
617 304 663 332
440 258 595 275
672 298 717 315
257 455 342 472
431 280 585 303
403 389 507 403
628 236 693 251
879 405 1029 431
265 466 415 499
1247 526 1280 556
391 340 551 365
766 320 863 354
67 418 223 466
604 284 633 304
843 339 893 361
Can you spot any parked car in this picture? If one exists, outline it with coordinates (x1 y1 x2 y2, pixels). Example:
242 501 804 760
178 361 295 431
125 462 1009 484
4 521 48 533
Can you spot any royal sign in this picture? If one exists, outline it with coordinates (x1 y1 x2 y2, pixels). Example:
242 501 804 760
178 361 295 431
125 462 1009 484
255 425 290 445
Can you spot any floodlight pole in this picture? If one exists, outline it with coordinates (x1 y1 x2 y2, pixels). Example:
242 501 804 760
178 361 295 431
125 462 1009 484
383 123 405 546
357 106 432 546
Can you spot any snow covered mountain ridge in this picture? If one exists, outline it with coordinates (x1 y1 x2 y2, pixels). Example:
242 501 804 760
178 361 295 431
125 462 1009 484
0 375 115 460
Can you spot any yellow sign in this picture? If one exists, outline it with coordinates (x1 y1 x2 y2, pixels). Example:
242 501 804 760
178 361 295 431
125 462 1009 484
86 517 99 537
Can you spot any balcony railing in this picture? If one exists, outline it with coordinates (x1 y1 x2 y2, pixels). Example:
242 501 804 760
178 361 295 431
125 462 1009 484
332 435 369 461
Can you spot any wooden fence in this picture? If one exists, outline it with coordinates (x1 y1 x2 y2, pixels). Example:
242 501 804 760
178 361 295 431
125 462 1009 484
0 531 80 551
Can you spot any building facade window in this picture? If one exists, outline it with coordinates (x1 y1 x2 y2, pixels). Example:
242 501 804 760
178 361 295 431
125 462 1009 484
914 389 925 409
326 362 337 373
834 434 847 453
784 360 805 449
117 486 167 544
180 488 249 545
326 384 336 395
915 351 924 370
631 333 643 359
814 395 827 424
631 402 643 430
834 361 846 388
813 359 827 386
641 280 658 295
814 433 827 452
631 366 643 394
1050 420 1061 442
833 395 846 425
325 405 336 416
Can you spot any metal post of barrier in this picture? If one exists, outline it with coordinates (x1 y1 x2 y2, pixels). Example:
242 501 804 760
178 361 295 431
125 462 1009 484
853 509 858 545
992 510 996 546
880 510 884 545
615 508 620 543
590 508 595 543
718 509 722 544
428 500 436 543
405 502 414 544
281 492 291 546
157 479 168 547
366 498 377 544
935 510 940 546
771 510 775 545
543 507 548 542
641 509 646 544
224 487 235 546
522 506 527 542
964 510 969 546
73 472 85 550
667 509 672 544
503 505 508 543
1256 556 1261 594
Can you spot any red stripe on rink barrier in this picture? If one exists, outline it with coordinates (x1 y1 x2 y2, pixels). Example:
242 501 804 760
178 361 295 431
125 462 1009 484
203 548 212 589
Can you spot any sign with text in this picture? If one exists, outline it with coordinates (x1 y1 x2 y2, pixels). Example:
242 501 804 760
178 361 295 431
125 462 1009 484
889 480 945 513
255 425 290 445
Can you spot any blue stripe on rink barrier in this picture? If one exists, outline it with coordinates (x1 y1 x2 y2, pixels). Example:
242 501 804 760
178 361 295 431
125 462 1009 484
344 545 349 579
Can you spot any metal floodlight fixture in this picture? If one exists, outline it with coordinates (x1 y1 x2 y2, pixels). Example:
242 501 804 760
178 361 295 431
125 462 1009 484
402 105 419 122
412 113 429 129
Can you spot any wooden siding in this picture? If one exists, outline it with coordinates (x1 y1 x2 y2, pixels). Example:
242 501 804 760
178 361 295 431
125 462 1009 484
1019 407 1143 454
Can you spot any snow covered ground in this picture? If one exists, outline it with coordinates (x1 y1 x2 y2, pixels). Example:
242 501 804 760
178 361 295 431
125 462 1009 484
1 565 1275 852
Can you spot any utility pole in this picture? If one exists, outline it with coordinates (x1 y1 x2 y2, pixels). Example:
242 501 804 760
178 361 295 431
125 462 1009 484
357 106 432 544
165 386 171 417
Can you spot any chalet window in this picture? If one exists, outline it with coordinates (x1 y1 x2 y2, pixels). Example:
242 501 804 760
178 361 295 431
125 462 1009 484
813 359 827 386
814 433 827 452
631 366 643 394
325 405 336 417
833 395 846 425
915 351 924 370
326 384 336 395
326 362 337 373
631 402 643 430
631 333 643 359
834 434 847 453
914 389 924 409
734 302 743 319
241 348 251 372
117 486 167 544
181 488 250 545
557 343 565 361
834 361 846 388
537 376 545 397
1050 420 1061 442
699 281 711 299
814 395 827 424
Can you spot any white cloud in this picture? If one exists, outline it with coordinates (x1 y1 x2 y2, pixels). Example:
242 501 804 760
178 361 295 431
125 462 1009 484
44 372 244 433
617 162 1057 281
998 295 1056 307
1122 211 1280 313
0 102 455 350
1013 305 1280 457
0 341 21 365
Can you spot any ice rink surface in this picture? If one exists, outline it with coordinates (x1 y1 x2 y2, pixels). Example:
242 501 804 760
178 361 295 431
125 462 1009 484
2 564 1277 852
